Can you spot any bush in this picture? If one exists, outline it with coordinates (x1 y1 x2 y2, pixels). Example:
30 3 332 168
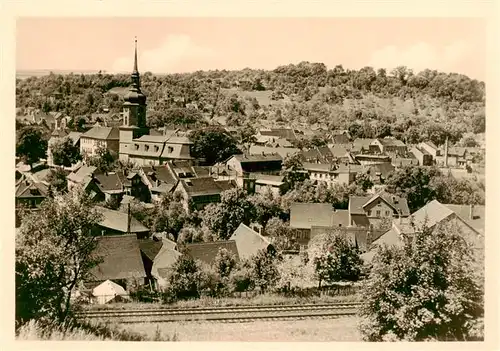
229 264 255 292
359 221 484 341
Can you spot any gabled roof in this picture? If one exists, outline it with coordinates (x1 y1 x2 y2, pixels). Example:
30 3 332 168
89 234 147 281
349 192 410 217
290 203 334 229
15 179 49 198
92 280 128 296
67 132 83 145
231 154 283 163
180 177 234 197
96 206 149 234
329 145 349 158
82 126 120 140
352 138 375 148
138 239 164 262
67 165 97 183
185 240 240 266
375 138 406 147
93 172 123 193
249 145 299 159
259 128 297 141
444 204 485 235
153 246 183 279
229 223 272 260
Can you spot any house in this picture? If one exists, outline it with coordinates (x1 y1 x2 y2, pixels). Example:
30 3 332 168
410 146 434 166
93 171 150 203
139 164 179 202
80 126 120 157
15 178 49 209
67 165 97 191
173 177 235 212
92 280 130 305
362 200 484 264
229 223 275 259
418 141 441 158
120 133 194 166
253 174 287 196
138 238 167 289
289 203 350 248
151 243 183 291
329 130 351 144
436 147 468 168
225 154 283 188
303 163 359 187
257 128 298 143
300 146 338 164
249 145 300 159
369 138 407 155
350 138 375 154
348 192 410 228
94 206 150 239
309 226 385 253
184 241 240 266
443 204 485 235
88 234 147 290
355 154 392 166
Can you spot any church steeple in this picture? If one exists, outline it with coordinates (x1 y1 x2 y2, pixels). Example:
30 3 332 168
133 37 139 74
122 37 147 129
131 37 141 89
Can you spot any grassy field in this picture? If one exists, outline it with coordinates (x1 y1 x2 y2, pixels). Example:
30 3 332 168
121 316 362 342
85 293 361 311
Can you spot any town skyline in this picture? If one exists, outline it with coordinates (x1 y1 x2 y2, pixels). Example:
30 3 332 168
16 17 486 80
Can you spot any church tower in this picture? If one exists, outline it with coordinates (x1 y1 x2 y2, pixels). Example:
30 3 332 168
119 38 149 161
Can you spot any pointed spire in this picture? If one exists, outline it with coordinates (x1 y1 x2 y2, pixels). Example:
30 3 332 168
133 36 138 74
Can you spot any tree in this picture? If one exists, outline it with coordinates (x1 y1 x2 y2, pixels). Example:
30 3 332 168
308 229 363 288
201 188 256 240
354 172 374 192
16 126 48 168
359 221 484 341
250 249 280 292
51 137 82 167
248 190 283 227
46 168 68 194
384 166 442 212
281 153 308 190
86 146 116 173
213 248 237 279
189 128 241 165
16 188 103 325
164 256 201 301
264 217 297 251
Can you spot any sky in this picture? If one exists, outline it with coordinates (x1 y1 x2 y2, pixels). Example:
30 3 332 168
16 18 487 80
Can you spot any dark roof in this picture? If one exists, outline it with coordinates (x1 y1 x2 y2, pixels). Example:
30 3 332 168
94 172 123 192
259 128 297 141
229 223 272 259
89 234 147 281
349 192 410 217
232 154 283 163
366 163 396 178
185 241 240 266
15 179 49 198
96 206 150 233
82 126 120 140
180 177 234 197
138 239 164 261
249 145 300 159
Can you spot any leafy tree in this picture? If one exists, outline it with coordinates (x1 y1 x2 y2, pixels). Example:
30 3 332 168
16 126 48 168
264 217 297 251
229 261 255 292
46 168 68 194
213 248 237 279
248 190 283 227
359 221 484 341
164 255 202 301
354 172 374 192
201 188 256 240
250 249 280 292
309 230 363 288
189 128 241 165
51 137 82 167
86 146 116 173
16 188 103 325
281 153 308 190
384 166 442 212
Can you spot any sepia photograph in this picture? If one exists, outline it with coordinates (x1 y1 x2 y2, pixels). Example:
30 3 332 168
8 2 494 345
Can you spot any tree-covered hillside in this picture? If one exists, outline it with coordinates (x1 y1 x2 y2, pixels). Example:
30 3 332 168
16 62 485 145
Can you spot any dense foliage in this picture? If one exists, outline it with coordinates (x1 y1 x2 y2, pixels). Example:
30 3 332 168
16 126 48 167
359 221 484 341
16 188 103 325
50 137 82 167
189 128 241 165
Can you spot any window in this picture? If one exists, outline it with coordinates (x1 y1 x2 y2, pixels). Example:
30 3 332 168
386 210 390 216
154 145 159 152
168 146 174 153
367 210 372 216
145 145 149 151
134 144 139 150
376 210 380 217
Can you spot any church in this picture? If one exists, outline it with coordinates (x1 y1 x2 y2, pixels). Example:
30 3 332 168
81 39 193 166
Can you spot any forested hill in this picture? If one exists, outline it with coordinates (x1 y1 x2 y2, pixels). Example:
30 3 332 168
16 62 485 145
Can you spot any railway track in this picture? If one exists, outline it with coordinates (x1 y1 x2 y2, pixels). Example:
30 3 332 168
77 302 362 324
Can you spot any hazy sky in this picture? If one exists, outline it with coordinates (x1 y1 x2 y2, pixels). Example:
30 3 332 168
16 18 486 80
